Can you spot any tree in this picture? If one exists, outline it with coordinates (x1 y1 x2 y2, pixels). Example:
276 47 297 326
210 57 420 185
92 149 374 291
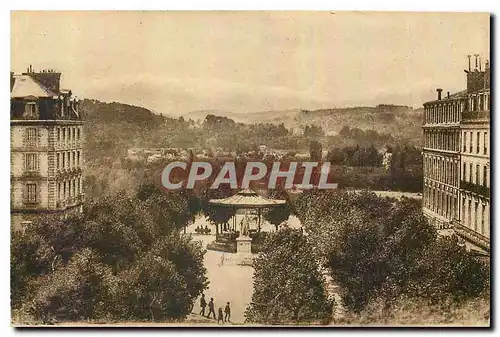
201 187 236 234
407 235 489 304
245 228 334 324
309 140 323 162
304 124 324 138
263 205 290 231
263 189 292 231
326 147 345 165
11 184 209 324
295 189 489 314
111 252 192 322
30 249 113 323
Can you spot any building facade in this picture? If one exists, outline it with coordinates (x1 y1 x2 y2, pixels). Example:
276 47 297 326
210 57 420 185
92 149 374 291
10 66 84 230
455 61 490 252
422 56 490 253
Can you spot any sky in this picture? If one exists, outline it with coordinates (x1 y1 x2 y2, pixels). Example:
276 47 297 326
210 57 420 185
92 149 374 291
11 11 490 115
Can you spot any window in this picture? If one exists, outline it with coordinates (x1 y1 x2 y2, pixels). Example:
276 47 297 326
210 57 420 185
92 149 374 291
24 153 38 171
26 183 37 203
477 132 480 154
484 167 488 187
484 132 488 155
461 197 466 225
72 152 75 167
463 132 467 152
481 205 485 234
25 103 36 117
62 128 66 143
468 200 472 227
26 128 37 147
475 202 479 231
72 128 76 143
57 153 60 169
469 132 473 153
57 128 61 142
463 163 466 179
469 163 473 183
476 164 480 184
77 151 80 167
77 128 81 140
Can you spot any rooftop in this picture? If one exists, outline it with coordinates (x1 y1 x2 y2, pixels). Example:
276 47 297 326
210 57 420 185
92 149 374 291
10 74 57 99
423 90 468 106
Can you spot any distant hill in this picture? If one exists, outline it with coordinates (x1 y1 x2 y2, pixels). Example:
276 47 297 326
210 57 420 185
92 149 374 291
80 99 169 161
80 99 423 166
181 105 423 141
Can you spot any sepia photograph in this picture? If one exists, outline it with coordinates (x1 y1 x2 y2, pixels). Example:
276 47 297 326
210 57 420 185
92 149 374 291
10 11 490 327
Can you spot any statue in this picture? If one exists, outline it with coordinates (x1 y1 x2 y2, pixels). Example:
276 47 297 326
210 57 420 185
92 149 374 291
240 213 252 237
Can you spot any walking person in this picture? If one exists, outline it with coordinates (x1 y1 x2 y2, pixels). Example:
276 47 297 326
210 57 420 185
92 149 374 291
219 252 225 267
224 302 231 322
199 293 207 317
207 298 216 319
217 307 224 324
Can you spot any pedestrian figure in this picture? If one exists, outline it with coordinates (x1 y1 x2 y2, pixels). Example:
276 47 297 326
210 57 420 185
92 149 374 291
219 252 225 267
207 298 216 319
224 302 231 322
199 293 207 316
217 307 224 324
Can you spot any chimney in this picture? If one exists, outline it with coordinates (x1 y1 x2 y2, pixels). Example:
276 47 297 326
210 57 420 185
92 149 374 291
474 54 479 70
447 91 450 99
436 88 443 100
467 55 472 71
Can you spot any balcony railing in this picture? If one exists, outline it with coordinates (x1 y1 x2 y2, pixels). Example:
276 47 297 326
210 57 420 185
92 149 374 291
462 110 490 120
22 170 41 178
460 180 490 198
453 220 490 252
56 194 84 209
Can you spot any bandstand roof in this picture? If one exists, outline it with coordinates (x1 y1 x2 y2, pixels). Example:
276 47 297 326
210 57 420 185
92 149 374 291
208 188 286 209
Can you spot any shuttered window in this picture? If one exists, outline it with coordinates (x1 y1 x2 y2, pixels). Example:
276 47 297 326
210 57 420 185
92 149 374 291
26 183 37 203
24 153 38 171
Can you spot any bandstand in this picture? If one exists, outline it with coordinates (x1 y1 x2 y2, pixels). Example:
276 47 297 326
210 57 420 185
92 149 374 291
208 188 286 265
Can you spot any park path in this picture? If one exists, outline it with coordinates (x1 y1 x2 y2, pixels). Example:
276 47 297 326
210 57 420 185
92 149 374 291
186 219 254 324
185 216 344 324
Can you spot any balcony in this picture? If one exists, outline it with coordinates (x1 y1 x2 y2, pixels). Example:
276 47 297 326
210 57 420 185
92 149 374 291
56 194 84 209
22 170 41 178
462 110 490 121
453 220 490 252
460 180 490 198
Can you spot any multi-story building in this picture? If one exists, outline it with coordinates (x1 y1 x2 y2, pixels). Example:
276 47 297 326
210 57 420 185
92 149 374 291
422 55 490 254
422 88 463 229
455 59 490 252
10 66 84 230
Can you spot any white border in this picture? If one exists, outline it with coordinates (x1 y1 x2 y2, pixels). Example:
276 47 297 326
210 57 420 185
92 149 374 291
3 2 499 337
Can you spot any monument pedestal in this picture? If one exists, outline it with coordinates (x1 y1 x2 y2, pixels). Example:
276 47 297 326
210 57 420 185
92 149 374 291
236 235 254 266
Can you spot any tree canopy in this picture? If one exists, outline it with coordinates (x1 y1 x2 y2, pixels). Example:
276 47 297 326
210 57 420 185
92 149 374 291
11 186 208 324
